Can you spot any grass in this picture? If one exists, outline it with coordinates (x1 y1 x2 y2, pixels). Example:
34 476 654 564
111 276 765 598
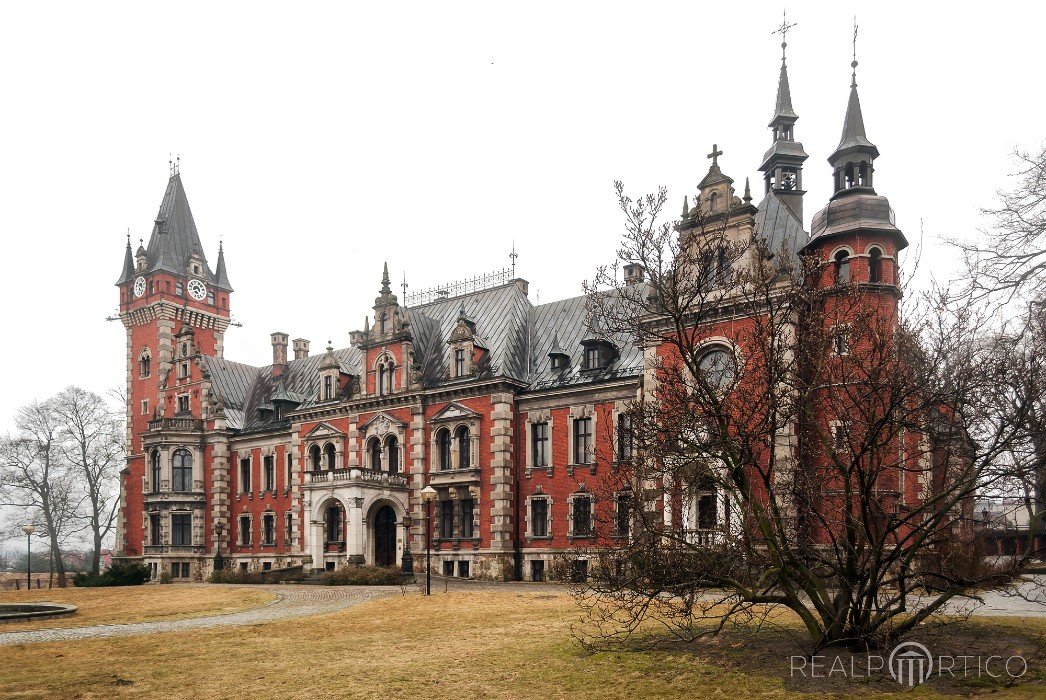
0 584 275 632
0 588 1043 699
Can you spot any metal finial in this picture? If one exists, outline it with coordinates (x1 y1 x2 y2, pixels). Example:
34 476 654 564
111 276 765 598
707 144 723 166
772 8 797 63
851 16 859 88
401 272 408 299
510 242 519 278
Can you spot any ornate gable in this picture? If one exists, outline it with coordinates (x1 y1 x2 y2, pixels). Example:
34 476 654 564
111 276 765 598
357 411 406 436
431 402 481 423
304 421 346 440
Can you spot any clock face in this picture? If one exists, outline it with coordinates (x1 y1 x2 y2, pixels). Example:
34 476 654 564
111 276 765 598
187 279 207 301
133 277 146 298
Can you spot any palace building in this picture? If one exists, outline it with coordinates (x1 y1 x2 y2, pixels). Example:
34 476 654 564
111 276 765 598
113 43 913 582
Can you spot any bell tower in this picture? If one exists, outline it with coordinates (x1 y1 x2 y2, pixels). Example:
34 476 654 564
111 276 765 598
758 13 808 222
113 168 233 557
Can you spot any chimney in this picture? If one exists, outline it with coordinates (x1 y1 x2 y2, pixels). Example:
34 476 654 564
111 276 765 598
292 338 310 360
271 332 289 377
349 330 365 347
623 264 645 285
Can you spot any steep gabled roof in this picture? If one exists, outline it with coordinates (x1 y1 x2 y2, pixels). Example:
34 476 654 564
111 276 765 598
754 190 808 264
116 237 136 285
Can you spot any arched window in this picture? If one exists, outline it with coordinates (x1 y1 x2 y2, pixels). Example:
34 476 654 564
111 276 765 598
172 449 193 492
834 250 851 285
139 349 152 378
455 426 471 469
324 443 337 471
309 445 322 472
386 436 399 474
868 247 883 283
436 428 452 470
378 359 395 396
325 502 343 543
368 438 382 470
150 450 161 493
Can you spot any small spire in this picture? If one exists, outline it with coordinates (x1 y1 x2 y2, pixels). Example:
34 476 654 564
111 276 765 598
743 178 752 203
364 316 370 333
401 272 408 300
681 195 690 220
380 262 391 294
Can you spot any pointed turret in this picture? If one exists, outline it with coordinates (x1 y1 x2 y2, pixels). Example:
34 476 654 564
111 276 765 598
116 234 135 285
214 241 233 292
827 62 880 197
758 35 808 221
143 173 219 283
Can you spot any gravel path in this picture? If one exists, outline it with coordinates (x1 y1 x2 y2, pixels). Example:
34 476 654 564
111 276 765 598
0 584 401 646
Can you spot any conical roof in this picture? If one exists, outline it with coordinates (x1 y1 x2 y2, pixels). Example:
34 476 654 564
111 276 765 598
832 81 879 161
145 173 215 280
116 236 135 285
214 241 233 292
769 61 798 125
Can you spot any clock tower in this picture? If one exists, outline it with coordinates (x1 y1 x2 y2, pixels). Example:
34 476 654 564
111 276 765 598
114 170 234 559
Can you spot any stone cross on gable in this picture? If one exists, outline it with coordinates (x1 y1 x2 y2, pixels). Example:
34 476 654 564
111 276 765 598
707 144 723 166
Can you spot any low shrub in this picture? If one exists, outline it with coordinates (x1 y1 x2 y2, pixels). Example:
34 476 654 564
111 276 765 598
207 566 305 584
322 565 404 586
72 561 152 587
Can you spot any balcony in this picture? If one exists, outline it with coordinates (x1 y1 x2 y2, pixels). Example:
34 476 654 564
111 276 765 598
428 467 481 487
143 545 206 555
147 417 203 432
303 469 408 489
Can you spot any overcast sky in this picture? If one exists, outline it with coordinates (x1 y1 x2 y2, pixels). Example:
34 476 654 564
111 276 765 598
0 0 1043 441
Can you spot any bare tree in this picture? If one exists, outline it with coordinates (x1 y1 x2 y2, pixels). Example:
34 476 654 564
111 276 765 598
576 184 1040 652
0 400 86 587
52 386 123 575
951 144 1046 304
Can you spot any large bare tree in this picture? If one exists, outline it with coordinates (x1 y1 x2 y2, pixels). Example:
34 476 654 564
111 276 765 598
576 184 1040 652
52 386 123 575
0 400 84 587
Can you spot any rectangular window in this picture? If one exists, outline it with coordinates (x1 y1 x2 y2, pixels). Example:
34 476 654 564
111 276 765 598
461 498 474 538
171 513 192 546
615 493 631 537
239 562 249 572
584 347 599 369
833 420 851 453
177 395 190 414
530 560 545 582
572 496 592 536
454 348 466 376
181 562 190 579
171 562 181 578
573 417 593 464
324 375 333 400
617 413 633 461
286 453 293 488
141 400 149 416
531 421 548 467
442 560 455 576
240 458 251 493
285 512 293 543
175 281 184 296
179 361 189 379
457 561 470 578
530 498 548 538
150 514 161 545
697 493 718 530
207 290 215 305
571 559 589 583
239 515 251 546
833 325 850 356
263 455 275 491
262 514 275 545
439 500 454 539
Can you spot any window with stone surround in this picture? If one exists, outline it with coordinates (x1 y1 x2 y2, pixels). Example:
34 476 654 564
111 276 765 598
262 513 275 545
454 348 466 377
570 494 592 537
239 458 251 493
438 500 454 539
263 455 275 491
436 428 452 470
529 497 549 538
617 412 634 462
615 492 632 537
532 421 549 468
149 513 161 545
573 417 593 465
138 348 151 378
309 445 322 472
455 426 471 468
386 435 399 474
285 512 293 543
150 450 161 493
368 437 382 470
141 399 149 416
171 512 192 546
324 443 337 470
176 394 190 414
239 514 251 546
285 452 293 487
461 497 475 538
172 449 193 492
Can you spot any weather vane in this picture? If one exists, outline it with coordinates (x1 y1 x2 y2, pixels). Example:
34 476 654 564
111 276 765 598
771 8 797 62
401 273 408 299
851 16 859 86
510 242 519 278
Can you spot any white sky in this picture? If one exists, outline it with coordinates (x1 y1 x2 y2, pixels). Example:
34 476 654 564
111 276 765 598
0 0 1043 442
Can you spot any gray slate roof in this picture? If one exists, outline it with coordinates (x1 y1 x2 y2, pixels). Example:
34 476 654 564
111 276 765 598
754 190 808 263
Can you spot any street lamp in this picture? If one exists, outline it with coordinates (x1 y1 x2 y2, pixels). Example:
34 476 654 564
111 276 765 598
420 485 438 595
22 524 36 590
213 521 226 573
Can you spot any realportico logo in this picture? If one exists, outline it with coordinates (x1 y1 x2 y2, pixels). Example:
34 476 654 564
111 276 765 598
790 641 1028 687
888 641 933 687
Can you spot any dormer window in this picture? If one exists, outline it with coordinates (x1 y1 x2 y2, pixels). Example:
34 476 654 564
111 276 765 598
584 347 599 369
551 355 568 370
379 313 388 335
324 375 334 400
377 358 395 395
454 349 466 377
192 264 200 276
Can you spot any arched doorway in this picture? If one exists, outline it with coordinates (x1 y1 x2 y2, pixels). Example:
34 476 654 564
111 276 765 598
373 505 397 567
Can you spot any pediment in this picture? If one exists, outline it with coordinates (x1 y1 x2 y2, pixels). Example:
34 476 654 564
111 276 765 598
358 412 406 436
431 402 481 423
304 421 346 439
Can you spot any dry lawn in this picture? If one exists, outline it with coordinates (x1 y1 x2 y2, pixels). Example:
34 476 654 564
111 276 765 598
0 589 1043 699
0 584 274 632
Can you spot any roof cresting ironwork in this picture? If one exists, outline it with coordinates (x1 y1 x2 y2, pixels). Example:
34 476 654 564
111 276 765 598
405 267 514 306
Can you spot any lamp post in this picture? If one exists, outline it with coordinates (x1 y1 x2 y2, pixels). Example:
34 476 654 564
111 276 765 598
213 521 226 573
420 485 438 595
22 524 36 590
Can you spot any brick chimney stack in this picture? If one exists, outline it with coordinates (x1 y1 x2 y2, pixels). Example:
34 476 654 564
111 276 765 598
293 338 310 360
623 263 645 284
271 332 289 377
